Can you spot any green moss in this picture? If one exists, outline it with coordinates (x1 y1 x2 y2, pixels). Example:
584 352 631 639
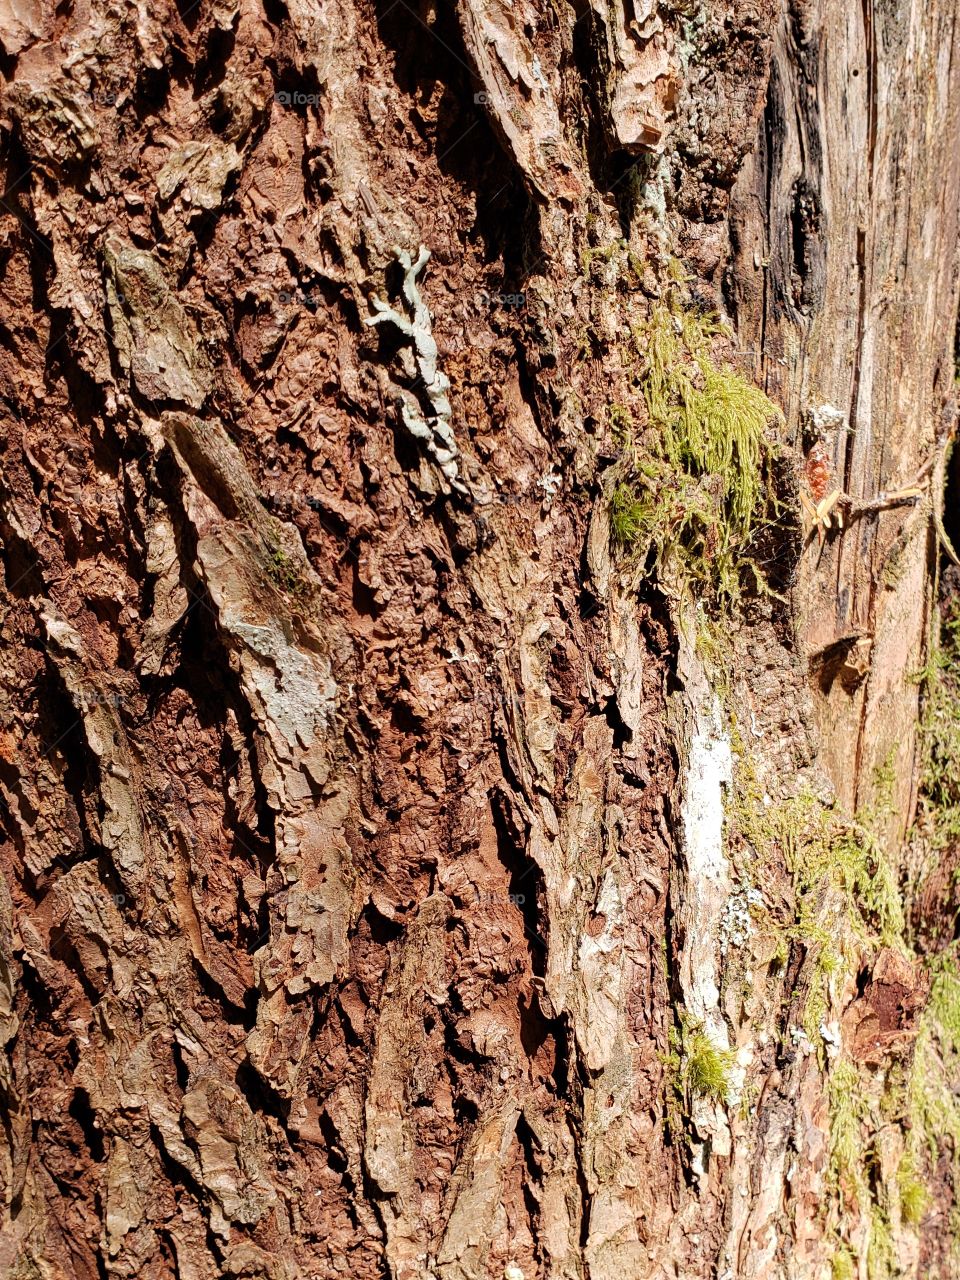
826 1057 904 1280
719 603 960 1265
831 1246 856 1280
866 1209 895 1280
906 963 960 1171
692 609 736 702
660 1017 736 1136
626 250 647 281
819 603 960 1257
897 1151 929 1226
828 1059 869 1195
610 295 782 604
842 910 960 1261
731 755 902 956
685 1028 736 1103
580 238 628 274
883 599 960 1238
608 403 634 442
885 601 960 1237
264 539 308 598
801 949 835 1049
914 598 960 846
660 1027 686 1138
609 482 650 548
928 949 960 1052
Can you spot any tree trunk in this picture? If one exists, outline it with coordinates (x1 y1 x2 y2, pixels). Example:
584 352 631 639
1 0 959 1278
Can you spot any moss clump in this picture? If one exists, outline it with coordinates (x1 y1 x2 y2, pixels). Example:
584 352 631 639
610 295 782 603
792 815 904 950
914 597 960 846
580 237 628 275
831 1246 856 1280
866 1210 895 1280
264 538 309 599
828 1058 869 1195
888 600 960 1241
608 403 634 440
661 1017 736 1134
819 885 960 1268
826 1056 903 1280
610 481 654 548
927 949 960 1051
897 1151 930 1226
685 1029 736 1102
730 754 904 981
904 951 960 1182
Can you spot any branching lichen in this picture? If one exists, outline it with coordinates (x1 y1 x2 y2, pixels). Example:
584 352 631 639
365 245 467 496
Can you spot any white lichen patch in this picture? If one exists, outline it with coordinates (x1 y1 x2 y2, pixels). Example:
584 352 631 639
675 632 738 1155
365 245 467 495
718 882 764 956
682 690 734 1027
789 1025 815 1056
820 1019 841 1060
810 402 847 433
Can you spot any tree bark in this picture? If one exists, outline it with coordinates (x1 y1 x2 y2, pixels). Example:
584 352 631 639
0 1 958 1278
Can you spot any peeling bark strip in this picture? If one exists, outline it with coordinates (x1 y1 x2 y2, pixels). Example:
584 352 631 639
0 0 958 1277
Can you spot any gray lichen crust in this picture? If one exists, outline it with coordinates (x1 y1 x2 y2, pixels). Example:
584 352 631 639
365 246 468 496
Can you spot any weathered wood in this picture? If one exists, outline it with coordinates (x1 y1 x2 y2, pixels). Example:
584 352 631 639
727 0 960 827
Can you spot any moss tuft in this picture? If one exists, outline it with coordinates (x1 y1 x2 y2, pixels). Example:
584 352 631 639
831 1246 856 1280
685 1028 736 1103
609 294 782 604
661 1016 736 1134
608 403 634 441
914 597 960 845
828 1058 869 1195
897 1151 930 1226
264 538 309 598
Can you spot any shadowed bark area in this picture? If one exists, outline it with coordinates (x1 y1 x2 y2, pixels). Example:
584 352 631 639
0 1 958 1278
